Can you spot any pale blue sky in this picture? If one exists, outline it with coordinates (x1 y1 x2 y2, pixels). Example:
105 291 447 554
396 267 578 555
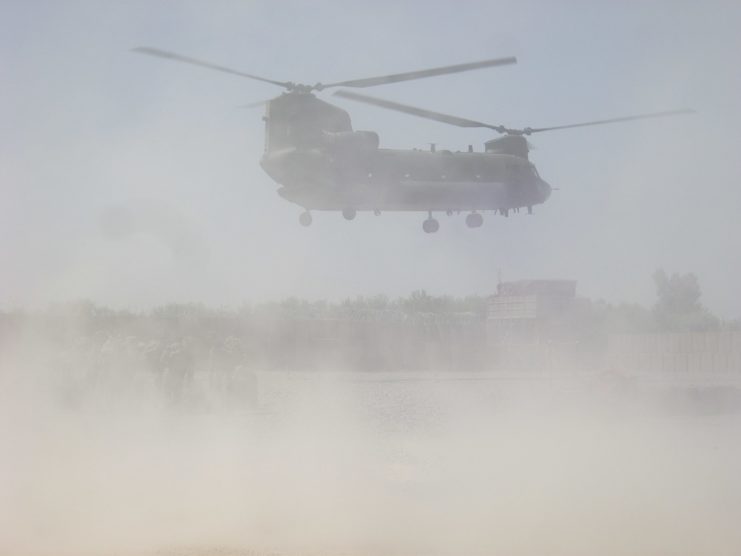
2 1 740 315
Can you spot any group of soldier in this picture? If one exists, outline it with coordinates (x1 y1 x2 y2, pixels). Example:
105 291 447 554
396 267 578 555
51 333 257 407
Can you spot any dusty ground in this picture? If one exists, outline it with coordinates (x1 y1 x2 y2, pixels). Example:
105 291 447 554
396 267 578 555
3 370 741 556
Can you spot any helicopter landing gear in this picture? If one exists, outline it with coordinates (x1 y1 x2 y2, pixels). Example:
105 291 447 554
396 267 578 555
299 211 312 227
465 212 483 228
422 213 439 233
342 208 357 221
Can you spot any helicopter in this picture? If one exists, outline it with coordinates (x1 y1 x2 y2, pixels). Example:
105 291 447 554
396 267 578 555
134 47 692 232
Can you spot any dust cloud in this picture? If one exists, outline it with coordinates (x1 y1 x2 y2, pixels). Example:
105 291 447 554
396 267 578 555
4 2 741 555
2 329 741 556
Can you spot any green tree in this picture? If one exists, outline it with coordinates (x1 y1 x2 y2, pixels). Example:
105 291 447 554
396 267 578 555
652 269 717 331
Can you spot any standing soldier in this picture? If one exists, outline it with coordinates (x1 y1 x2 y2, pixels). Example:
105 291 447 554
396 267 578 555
164 336 195 404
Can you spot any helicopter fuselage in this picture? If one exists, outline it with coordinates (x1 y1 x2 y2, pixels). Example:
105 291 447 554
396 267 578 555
259 93 551 214
262 147 551 212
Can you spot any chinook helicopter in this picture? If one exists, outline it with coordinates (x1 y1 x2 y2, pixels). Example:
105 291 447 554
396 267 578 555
134 47 692 232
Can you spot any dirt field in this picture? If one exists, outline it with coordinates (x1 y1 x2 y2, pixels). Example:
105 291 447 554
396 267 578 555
3 370 741 556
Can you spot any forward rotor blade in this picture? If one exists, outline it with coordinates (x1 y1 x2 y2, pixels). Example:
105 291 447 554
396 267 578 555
132 47 291 88
524 109 695 134
322 56 516 89
334 90 506 132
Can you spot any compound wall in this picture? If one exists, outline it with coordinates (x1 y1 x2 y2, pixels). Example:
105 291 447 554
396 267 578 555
608 331 741 374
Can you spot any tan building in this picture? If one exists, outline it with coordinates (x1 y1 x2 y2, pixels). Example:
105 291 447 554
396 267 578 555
487 280 578 369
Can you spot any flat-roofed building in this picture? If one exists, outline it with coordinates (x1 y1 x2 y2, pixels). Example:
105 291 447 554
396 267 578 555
487 280 578 369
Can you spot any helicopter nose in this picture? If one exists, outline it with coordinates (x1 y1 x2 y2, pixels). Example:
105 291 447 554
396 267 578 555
539 179 552 201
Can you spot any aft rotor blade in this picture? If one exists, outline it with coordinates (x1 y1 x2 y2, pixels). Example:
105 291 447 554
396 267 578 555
322 56 516 89
524 109 695 134
132 47 291 88
334 90 506 132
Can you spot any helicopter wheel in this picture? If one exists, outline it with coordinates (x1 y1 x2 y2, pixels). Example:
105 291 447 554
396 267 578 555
299 211 312 227
465 212 483 228
422 217 439 233
342 208 357 221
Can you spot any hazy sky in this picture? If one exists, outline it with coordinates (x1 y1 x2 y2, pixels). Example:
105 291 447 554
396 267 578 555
3 1 740 315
